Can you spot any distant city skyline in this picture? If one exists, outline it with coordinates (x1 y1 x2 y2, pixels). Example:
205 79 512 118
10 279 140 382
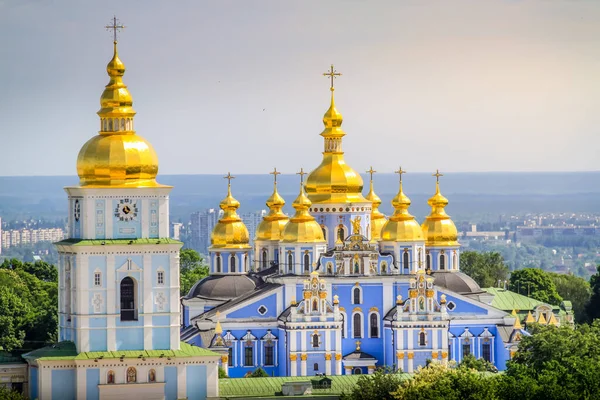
1 0 600 176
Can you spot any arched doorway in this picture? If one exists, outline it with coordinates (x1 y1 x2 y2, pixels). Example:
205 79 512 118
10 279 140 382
120 277 136 321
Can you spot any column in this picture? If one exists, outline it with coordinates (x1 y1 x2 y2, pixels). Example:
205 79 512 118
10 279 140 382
345 366 352 375
143 253 152 350
76 366 86 399
39 365 52 400
205 363 219 398
396 352 404 373
290 354 298 376
221 356 229 377
407 352 414 373
177 364 187 399
300 354 307 376
335 354 342 376
325 354 332 375
368 365 375 375
106 253 116 351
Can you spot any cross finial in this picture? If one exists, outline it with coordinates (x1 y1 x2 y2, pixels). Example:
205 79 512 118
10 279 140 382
105 15 126 43
433 169 443 183
270 167 281 184
366 166 377 182
296 168 307 184
224 172 235 186
323 65 342 91
394 166 406 183
355 340 361 351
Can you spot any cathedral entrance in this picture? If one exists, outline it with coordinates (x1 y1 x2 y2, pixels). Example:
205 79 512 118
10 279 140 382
120 277 137 321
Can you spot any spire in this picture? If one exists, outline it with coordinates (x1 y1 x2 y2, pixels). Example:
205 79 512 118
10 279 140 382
365 167 387 241
256 168 289 241
380 168 424 242
321 65 344 141
512 310 523 329
537 312 547 325
291 168 312 217
421 170 459 247
525 311 535 324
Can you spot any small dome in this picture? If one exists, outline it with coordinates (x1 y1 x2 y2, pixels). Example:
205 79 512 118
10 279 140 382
433 271 482 294
421 181 458 246
210 182 251 249
281 177 326 243
256 176 289 241
364 172 387 241
381 179 424 242
186 275 257 300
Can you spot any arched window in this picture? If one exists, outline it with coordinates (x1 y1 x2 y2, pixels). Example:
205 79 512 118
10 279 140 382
341 312 347 338
148 369 156 383
216 255 222 273
120 118 125 131
440 254 446 270
353 287 361 304
337 226 345 242
262 249 268 270
244 254 249 272
353 313 362 338
419 331 426 346
370 313 379 338
288 253 293 272
304 253 310 273
426 253 431 270
230 255 236 273
314 363 319 371
403 251 410 270
453 252 458 270
312 334 319 348
327 262 333 274
312 299 318 312
107 370 115 384
120 277 136 321
353 367 362 375
126 367 137 383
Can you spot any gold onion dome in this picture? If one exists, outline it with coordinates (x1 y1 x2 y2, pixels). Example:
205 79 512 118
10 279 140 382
364 167 387 241
210 175 251 249
77 41 161 188
256 169 289 241
421 171 459 246
305 67 367 204
381 168 424 242
282 170 326 243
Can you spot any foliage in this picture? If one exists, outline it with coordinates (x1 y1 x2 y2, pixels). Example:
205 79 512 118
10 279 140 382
0 258 58 282
394 363 499 400
548 272 589 322
0 386 27 400
0 285 29 351
460 251 509 288
218 366 228 379
180 248 209 296
248 367 269 378
498 322 600 400
584 265 600 322
458 354 498 373
340 368 404 400
509 268 562 305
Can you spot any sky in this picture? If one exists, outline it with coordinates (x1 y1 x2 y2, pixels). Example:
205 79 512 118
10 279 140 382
0 0 599 176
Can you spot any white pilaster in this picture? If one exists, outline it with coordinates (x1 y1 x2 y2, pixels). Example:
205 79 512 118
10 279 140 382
76 366 86 400
206 363 219 397
141 198 149 238
39 365 52 400
143 253 152 350
300 356 307 376
177 364 186 399
290 356 297 376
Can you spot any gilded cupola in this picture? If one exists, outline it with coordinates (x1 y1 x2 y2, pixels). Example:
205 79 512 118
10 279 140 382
281 169 326 243
381 168 424 242
305 66 367 204
256 168 290 241
76 39 162 188
421 170 459 247
364 167 387 241
210 174 252 249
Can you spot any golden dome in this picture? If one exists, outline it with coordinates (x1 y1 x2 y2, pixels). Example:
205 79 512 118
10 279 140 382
76 41 162 188
364 167 387 241
421 172 459 247
305 80 367 204
210 177 251 249
281 170 326 243
256 169 289 241
381 169 424 242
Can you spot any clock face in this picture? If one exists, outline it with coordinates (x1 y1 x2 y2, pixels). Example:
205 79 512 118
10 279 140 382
114 198 138 222
74 199 81 222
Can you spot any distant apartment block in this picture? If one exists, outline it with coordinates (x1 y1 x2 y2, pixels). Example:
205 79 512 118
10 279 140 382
171 222 184 240
516 225 600 242
241 210 267 245
1 227 65 249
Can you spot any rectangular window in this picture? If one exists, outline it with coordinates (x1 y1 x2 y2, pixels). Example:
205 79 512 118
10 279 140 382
482 343 491 362
462 342 471 358
264 345 274 366
228 347 233 366
157 271 164 285
244 346 253 367
94 272 101 287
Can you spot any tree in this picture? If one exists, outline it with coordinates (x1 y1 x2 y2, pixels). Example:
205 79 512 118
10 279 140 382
179 249 209 297
0 386 27 400
584 265 600 322
509 268 562 305
340 368 405 400
0 285 29 351
458 354 497 373
460 251 509 288
548 272 589 323
249 367 269 378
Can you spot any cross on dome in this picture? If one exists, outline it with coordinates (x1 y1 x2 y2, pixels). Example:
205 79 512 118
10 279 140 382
323 65 342 91
367 166 377 182
270 167 281 184
433 169 443 183
224 172 235 186
105 15 125 43
394 167 406 183
296 168 307 184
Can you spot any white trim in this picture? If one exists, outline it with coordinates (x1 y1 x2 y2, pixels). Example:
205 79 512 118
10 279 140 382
367 311 381 339
351 286 363 305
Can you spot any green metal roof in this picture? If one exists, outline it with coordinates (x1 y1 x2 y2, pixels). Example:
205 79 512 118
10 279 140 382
55 238 183 247
219 374 411 397
24 341 217 361
483 287 546 311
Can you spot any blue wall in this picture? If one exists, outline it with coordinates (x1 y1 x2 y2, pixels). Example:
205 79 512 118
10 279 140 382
153 327 170 349
29 366 38 400
51 369 75 400
164 366 177 399
86 368 100 400
90 329 108 351
116 328 144 350
186 365 208 400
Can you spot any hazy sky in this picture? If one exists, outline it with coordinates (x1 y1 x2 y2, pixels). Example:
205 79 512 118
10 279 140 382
1 0 599 176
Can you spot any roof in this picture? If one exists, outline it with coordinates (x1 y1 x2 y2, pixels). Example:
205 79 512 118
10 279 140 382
343 350 377 360
482 288 548 311
185 274 259 300
433 271 483 294
0 352 25 365
55 238 182 246
23 341 217 361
